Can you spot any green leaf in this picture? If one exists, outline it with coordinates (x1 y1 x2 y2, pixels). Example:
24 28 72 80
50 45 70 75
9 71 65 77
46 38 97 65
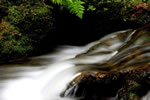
51 0 85 19
66 0 85 18
51 0 63 5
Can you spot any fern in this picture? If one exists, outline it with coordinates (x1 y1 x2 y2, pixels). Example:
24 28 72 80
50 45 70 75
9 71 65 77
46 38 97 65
66 0 85 18
51 0 85 19
51 0 63 5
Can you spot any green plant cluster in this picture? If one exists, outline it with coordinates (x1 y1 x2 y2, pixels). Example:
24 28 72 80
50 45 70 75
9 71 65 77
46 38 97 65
83 0 150 24
0 0 54 61
7 2 54 43
0 20 32 60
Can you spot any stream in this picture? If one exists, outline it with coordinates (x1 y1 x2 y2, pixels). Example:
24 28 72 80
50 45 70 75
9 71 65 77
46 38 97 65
0 29 150 100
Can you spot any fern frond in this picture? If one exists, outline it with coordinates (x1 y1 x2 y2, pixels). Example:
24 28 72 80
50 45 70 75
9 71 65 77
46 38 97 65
66 0 85 19
51 0 85 19
51 0 63 5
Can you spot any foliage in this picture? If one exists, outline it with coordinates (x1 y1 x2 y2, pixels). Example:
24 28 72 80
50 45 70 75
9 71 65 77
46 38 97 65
51 0 85 19
0 0 150 61
83 0 150 24
7 1 54 45
0 20 32 60
6 0 42 5
51 0 150 19
0 0 10 20
121 0 150 24
0 0 55 61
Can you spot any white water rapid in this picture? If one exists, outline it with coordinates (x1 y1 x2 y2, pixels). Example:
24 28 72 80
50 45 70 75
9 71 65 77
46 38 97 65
0 29 146 100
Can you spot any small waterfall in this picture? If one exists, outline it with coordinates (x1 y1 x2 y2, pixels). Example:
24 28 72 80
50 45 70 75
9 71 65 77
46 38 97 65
0 46 85 100
0 29 146 100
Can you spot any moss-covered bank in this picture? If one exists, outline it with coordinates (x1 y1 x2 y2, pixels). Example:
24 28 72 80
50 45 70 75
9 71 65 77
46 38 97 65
0 0 54 62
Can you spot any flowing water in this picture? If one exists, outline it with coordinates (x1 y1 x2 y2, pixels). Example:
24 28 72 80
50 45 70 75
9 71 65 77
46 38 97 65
0 29 150 100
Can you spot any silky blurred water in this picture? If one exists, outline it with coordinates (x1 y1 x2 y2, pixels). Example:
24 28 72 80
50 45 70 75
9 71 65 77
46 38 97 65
0 29 149 100
0 46 85 100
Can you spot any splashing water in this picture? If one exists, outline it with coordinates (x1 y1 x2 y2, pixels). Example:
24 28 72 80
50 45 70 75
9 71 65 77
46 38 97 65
0 29 143 100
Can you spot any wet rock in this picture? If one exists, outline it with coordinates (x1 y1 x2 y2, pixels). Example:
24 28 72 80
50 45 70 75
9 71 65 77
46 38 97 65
63 65 150 100
62 70 124 100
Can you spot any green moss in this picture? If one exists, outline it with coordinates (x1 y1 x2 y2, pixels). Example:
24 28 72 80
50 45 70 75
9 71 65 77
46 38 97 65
0 20 32 60
0 0 55 61
7 1 54 46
